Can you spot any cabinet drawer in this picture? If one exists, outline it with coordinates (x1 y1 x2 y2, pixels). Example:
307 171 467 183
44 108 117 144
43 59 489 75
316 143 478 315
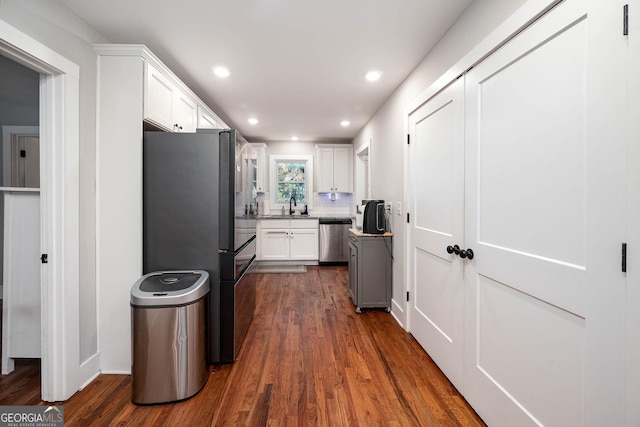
290 219 319 229
260 219 290 229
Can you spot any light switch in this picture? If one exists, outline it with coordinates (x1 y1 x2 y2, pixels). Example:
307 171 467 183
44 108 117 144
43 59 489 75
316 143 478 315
396 202 402 216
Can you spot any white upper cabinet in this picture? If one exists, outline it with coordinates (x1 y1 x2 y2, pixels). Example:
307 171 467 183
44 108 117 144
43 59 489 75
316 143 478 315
197 104 229 130
197 106 219 129
333 146 352 192
316 144 353 193
172 90 197 132
144 64 172 128
250 143 267 193
144 62 197 132
316 146 334 191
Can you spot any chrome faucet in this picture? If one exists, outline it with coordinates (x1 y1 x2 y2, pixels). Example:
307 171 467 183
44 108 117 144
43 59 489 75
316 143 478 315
289 196 297 215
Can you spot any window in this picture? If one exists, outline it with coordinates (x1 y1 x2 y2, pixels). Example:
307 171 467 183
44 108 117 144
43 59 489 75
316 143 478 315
269 155 313 208
276 161 306 203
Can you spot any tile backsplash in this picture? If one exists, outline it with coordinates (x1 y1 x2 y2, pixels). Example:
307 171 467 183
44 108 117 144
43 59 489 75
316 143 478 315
312 193 353 215
257 192 353 216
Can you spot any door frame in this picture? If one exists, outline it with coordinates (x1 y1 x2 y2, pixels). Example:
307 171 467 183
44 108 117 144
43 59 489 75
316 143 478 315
0 19 85 401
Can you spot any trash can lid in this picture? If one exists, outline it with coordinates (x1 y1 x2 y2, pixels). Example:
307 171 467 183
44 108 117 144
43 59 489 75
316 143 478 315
131 270 209 306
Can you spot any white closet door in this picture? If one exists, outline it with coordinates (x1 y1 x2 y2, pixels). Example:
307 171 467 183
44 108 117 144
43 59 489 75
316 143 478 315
463 0 626 425
626 1 640 425
408 78 465 390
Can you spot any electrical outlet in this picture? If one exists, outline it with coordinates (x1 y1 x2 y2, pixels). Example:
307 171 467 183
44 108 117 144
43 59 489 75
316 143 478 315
385 202 392 215
396 202 402 216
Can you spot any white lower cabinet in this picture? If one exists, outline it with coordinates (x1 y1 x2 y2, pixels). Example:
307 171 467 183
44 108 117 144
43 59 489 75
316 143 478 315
259 228 289 260
258 219 319 261
289 228 318 260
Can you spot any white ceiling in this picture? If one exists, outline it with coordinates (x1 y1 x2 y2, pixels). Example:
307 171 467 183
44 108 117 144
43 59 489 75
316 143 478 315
59 0 473 142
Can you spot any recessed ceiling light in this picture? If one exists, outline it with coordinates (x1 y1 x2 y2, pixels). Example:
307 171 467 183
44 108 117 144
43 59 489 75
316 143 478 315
248 117 258 125
365 70 382 82
340 120 351 127
213 66 230 78
291 136 299 141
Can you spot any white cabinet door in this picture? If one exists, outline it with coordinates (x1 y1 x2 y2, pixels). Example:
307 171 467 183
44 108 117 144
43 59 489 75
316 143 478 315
250 143 267 193
144 63 173 130
259 229 289 260
172 90 197 132
197 106 218 129
316 147 335 192
289 228 319 260
332 146 352 192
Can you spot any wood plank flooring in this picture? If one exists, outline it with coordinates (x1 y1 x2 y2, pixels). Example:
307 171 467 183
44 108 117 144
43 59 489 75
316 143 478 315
0 266 485 426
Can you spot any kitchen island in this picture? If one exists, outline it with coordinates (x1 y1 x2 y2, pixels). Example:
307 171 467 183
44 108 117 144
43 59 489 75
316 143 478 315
348 228 393 313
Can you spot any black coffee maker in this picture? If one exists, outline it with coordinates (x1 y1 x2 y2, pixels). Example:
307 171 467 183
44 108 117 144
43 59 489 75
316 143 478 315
362 200 385 234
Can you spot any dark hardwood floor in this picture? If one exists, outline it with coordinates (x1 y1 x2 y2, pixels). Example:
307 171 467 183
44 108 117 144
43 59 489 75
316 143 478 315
0 266 485 426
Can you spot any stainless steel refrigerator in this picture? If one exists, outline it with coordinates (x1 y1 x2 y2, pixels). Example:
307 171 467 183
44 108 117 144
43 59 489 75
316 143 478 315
143 129 257 364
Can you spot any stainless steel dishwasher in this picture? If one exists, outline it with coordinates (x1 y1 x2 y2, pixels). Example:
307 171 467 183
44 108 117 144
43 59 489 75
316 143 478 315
319 218 353 264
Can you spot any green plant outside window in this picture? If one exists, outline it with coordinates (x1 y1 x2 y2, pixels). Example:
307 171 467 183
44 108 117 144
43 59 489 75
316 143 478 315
276 161 306 203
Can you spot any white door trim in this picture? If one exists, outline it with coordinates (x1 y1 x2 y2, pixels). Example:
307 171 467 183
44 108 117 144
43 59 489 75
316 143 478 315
354 140 371 203
0 18 88 401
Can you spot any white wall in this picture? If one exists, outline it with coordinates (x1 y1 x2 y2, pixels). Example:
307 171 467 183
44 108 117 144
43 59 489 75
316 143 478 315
262 140 317 157
0 0 107 364
352 0 528 327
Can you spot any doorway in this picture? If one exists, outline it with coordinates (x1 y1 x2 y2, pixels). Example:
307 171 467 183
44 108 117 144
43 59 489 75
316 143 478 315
0 18 88 401
0 54 41 377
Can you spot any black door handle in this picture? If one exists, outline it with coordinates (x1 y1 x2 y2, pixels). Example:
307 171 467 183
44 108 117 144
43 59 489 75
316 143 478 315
459 249 474 260
446 245 474 260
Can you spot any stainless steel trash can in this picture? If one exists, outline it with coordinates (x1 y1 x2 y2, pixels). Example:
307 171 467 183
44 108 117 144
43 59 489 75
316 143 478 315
130 270 209 404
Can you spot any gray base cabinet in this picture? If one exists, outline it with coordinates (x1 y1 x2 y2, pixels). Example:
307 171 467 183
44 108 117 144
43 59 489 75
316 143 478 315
348 230 392 313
